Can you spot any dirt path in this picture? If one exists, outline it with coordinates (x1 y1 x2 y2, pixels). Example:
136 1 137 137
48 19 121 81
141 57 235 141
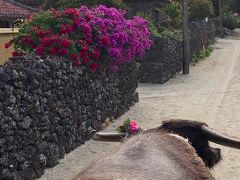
39 38 240 180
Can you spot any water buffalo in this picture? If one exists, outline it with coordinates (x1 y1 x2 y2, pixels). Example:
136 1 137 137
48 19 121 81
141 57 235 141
74 120 240 180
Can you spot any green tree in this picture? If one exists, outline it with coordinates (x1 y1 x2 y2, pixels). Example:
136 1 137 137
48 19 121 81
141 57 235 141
46 0 126 9
163 1 182 29
190 0 215 20
225 0 240 13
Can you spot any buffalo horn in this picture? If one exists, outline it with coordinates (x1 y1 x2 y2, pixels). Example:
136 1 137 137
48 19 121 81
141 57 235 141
201 125 240 149
90 131 127 142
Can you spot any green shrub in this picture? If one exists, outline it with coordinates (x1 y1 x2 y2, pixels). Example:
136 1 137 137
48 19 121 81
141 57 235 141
136 11 182 42
192 46 213 65
192 52 203 65
229 0 240 14
205 46 213 57
190 0 214 20
219 0 240 14
158 28 182 42
47 0 126 9
13 19 24 28
163 1 182 29
223 11 240 30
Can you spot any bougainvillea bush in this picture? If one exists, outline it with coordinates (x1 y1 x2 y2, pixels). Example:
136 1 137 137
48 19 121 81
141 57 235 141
6 5 152 72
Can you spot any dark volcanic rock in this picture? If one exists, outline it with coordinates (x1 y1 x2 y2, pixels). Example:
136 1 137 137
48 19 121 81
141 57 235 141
139 20 216 84
0 54 138 179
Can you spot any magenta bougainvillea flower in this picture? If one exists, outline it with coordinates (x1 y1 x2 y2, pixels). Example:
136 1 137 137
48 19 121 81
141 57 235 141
116 118 140 134
6 5 153 72
129 121 140 134
4 41 12 49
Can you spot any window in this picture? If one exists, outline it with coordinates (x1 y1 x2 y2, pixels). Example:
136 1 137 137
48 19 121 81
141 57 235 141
154 9 160 23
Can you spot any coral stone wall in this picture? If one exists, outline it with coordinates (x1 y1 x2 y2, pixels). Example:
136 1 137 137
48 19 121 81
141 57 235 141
138 36 182 84
189 20 216 57
138 20 216 84
0 54 138 180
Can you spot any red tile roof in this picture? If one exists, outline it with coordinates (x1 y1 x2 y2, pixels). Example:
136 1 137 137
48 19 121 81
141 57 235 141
0 0 36 21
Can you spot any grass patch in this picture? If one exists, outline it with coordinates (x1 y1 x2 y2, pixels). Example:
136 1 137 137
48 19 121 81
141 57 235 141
192 46 213 65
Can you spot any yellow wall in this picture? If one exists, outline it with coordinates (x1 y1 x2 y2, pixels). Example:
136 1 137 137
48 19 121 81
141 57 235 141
0 28 19 65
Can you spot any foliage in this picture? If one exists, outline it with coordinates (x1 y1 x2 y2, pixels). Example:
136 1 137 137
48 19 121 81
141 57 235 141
163 1 182 29
222 0 240 13
229 0 240 13
136 11 161 37
6 5 152 72
46 0 126 9
209 0 240 16
13 19 25 28
190 0 215 20
192 46 213 65
158 27 182 42
116 118 140 134
222 11 240 30
136 11 182 42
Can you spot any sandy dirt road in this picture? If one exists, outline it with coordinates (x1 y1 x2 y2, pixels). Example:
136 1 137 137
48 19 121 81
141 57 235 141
40 38 240 180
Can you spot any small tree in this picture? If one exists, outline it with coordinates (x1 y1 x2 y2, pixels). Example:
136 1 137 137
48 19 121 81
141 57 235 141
190 0 215 20
163 1 182 29
46 0 126 9
230 1 240 13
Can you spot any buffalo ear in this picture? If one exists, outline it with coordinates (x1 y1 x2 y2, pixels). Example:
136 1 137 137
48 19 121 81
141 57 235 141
161 119 207 144
202 147 221 168
161 119 222 168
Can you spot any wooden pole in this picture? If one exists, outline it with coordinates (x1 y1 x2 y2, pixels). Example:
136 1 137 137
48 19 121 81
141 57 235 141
219 0 223 38
182 0 190 74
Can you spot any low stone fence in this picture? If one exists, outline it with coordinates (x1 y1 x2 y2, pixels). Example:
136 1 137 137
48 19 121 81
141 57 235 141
189 20 215 57
0 54 138 179
138 36 182 84
138 20 216 84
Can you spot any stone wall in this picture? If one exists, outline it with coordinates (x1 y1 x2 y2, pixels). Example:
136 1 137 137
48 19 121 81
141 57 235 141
0 54 138 180
189 20 215 57
138 20 216 84
138 36 182 84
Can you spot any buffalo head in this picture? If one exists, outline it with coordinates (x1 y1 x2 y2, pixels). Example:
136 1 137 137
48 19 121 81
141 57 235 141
75 120 240 180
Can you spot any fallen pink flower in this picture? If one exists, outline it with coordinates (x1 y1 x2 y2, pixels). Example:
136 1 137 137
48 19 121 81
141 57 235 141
129 121 139 134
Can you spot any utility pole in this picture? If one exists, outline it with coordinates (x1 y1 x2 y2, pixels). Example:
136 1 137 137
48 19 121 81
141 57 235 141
181 0 190 74
219 0 223 38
